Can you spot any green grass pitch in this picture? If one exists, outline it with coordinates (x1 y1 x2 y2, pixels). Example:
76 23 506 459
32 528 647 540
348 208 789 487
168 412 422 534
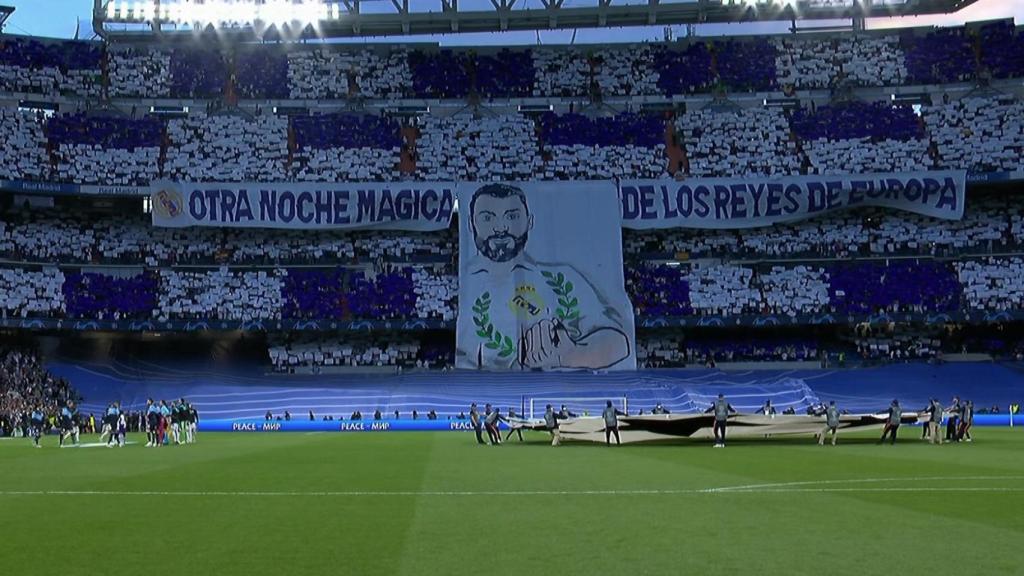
2 429 1023 575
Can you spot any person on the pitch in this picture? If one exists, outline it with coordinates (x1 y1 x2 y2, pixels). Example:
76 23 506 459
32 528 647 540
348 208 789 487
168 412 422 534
878 399 902 445
926 398 943 445
102 402 120 446
544 404 560 446
159 400 171 446
818 400 840 446
920 400 934 440
503 408 525 442
483 404 505 445
469 403 485 445
945 396 961 442
145 398 160 447
29 406 45 448
58 401 78 447
187 400 199 443
958 400 973 442
115 410 127 447
704 394 737 448
602 400 625 445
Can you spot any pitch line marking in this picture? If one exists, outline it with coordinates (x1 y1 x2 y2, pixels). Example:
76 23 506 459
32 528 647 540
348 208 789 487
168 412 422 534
705 475 1024 492
0 476 1021 498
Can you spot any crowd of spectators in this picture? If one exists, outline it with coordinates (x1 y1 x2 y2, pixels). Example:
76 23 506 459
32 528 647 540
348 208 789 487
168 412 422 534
538 112 666 180
638 335 819 368
287 48 412 100
107 46 227 98
164 110 289 182
46 113 163 186
774 35 907 89
0 347 79 435
0 211 455 266
792 101 930 175
414 113 541 181
0 37 102 97
0 107 49 182
0 267 64 318
156 268 282 322
628 259 964 318
901 27 976 85
4 24 1024 105
532 48 591 97
628 263 829 317
0 94 1020 185
926 96 1024 174
979 22 1024 80
956 257 1024 312
623 196 1023 261
678 106 801 177
291 113 401 182
268 333 453 371
108 45 172 98
62 271 158 320
828 260 961 315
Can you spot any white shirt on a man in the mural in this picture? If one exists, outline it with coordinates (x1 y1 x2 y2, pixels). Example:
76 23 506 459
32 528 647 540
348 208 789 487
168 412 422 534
458 183 631 371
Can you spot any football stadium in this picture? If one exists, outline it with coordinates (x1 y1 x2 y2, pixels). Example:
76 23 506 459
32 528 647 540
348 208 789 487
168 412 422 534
1 0 1024 572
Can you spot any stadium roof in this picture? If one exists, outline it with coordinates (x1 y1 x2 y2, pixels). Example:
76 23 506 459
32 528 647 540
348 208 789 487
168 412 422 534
93 0 984 41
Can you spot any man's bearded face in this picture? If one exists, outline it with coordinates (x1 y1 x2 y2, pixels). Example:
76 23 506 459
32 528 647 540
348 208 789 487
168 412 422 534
472 194 531 262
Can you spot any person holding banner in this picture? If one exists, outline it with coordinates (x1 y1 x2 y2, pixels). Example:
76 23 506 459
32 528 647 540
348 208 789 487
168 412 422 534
878 400 902 445
462 183 631 371
544 404 561 446
926 399 943 445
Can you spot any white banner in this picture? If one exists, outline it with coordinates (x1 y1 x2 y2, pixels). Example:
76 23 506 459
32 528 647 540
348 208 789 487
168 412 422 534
456 181 636 371
151 181 456 230
620 170 966 229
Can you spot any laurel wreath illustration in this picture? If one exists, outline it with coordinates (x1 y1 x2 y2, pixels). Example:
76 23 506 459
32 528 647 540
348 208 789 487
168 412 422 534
542 271 580 323
473 292 516 358
473 274 581 358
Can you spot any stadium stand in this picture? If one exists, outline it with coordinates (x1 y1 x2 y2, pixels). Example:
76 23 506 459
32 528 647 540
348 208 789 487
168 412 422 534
901 27 976 85
956 257 1024 312
0 347 79 427
291 113 401 181
774 35 907 88
0 107 49 181
287 48 412 100
234 47 290 100
108 45 172 98
1 23 1024 386
979 21 1024 79
0 37 102 97
538 112 666 179
414 113 541 181
532 48 591 97
61 271 158 320
267 333 455 371
0 267 65 317
678 106 802 177
46 113 163 186
155 268 283 322
926 96 1024 174
652 43 714 96
164 110 289 182
592 45 660 97
791 101 931 175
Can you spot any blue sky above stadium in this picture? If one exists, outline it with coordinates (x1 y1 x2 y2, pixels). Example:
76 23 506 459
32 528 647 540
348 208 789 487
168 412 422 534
2 0 1021 44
